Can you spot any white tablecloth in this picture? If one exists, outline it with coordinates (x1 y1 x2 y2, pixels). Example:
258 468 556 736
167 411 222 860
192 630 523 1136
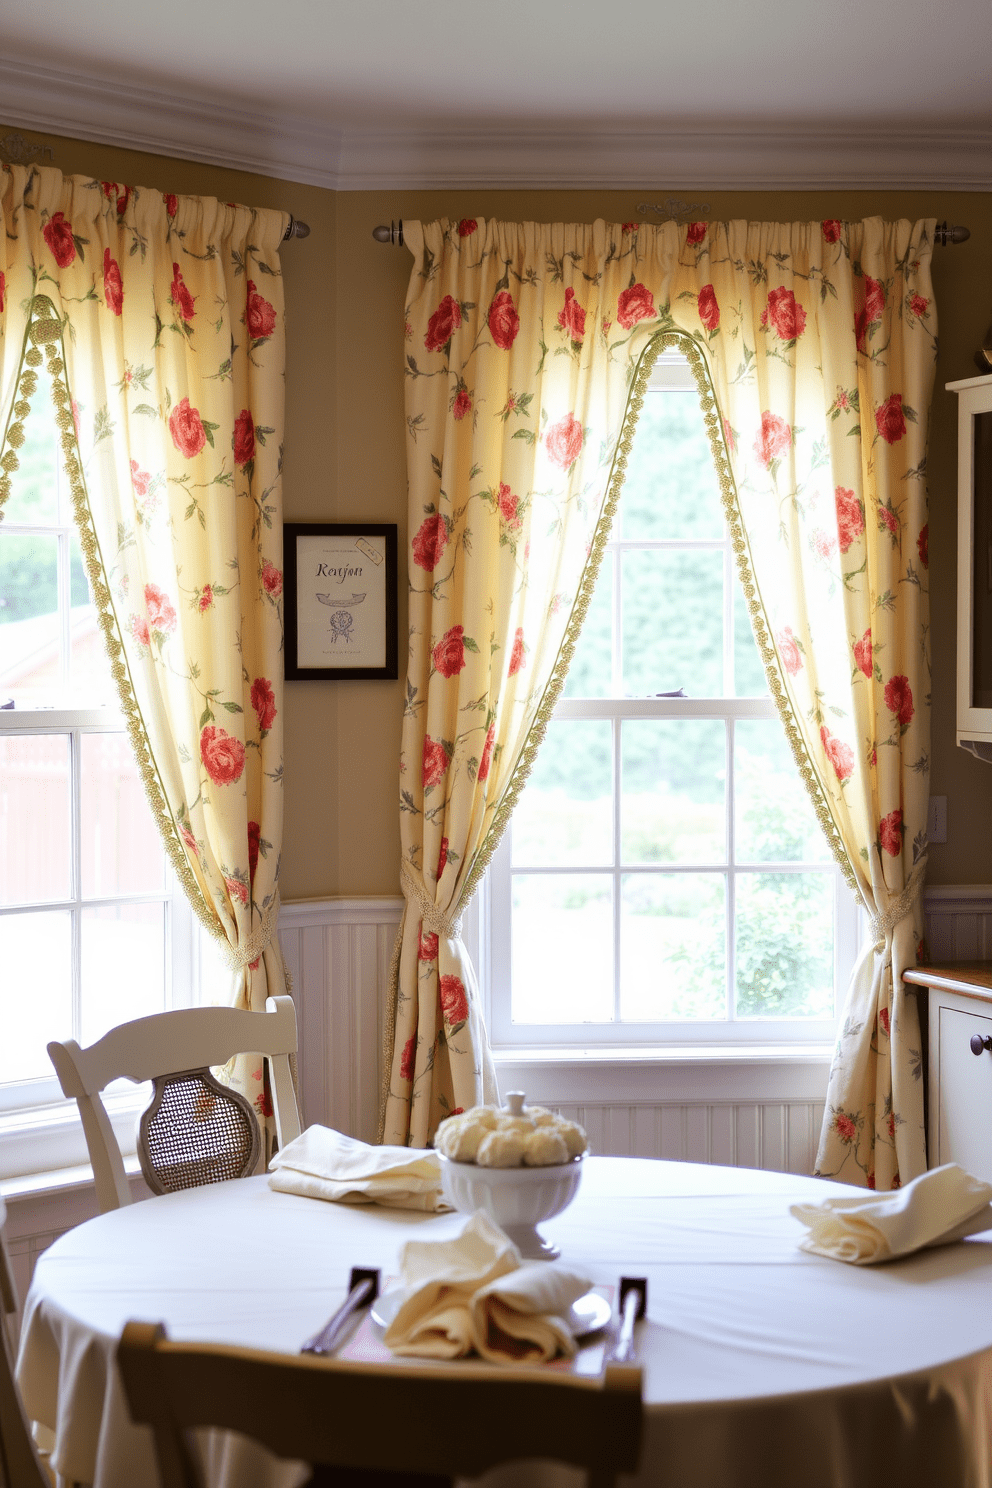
16 1158 992 1488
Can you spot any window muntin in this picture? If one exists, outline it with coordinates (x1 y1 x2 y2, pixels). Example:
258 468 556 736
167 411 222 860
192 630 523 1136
487 352 857 1047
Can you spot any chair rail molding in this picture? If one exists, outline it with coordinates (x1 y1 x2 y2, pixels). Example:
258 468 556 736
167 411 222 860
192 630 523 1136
0 58 990 191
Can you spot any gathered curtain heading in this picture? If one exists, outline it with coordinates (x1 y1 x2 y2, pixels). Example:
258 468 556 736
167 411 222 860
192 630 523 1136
384 215 935 1191
0 163 290 1135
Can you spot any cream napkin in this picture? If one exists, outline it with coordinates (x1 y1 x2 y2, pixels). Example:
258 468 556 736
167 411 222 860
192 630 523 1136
382 1210 591 1362
790 1163 992 1264
267 1125 451 1212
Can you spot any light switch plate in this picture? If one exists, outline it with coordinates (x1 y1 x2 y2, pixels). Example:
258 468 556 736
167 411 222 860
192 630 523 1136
928 795 948 844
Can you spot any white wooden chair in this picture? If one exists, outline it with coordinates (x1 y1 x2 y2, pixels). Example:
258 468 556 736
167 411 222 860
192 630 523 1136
48 996 301 1213
117 1320 643 1488
0 1199 53 1488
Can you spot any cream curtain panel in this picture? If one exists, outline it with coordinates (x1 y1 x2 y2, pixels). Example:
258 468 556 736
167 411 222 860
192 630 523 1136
0 164 288 1123
384 216 935 1189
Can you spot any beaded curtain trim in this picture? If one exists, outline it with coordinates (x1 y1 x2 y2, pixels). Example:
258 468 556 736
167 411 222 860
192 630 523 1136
3 298 225 946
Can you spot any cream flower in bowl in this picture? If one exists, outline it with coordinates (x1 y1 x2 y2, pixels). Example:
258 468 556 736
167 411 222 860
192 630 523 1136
436 1092 587 1259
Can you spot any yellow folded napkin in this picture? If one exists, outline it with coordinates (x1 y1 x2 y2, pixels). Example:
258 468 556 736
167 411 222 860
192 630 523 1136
790 1163 992 1264
382 1210 591 1362
469 1263 592 1363
267 1125 451 1212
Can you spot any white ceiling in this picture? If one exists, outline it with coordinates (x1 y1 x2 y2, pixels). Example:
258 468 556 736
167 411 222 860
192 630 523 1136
1 0 990 190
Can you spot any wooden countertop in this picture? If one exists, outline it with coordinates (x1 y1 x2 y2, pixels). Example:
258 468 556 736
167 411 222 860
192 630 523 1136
904 963 992 998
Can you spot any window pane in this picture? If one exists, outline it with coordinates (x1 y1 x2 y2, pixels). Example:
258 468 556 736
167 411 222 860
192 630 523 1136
733 577 769 698
68 532 119 705
0 734 71 904
0 910 72 1082
621 548 723 697
511 875 613 1023
81 733 165 896
621 719 725 864
619 873 725 1019
2 373 61 527
735 873 834 1018
619 390 724 541
562 556 613 699
0 532 62 698
512 720 612 868
81 903 167 1045
735 720 832 864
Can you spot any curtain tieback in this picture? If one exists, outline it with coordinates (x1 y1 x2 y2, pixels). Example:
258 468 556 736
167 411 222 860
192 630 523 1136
869 857 927 952
224 901 276 971
400 860 463 941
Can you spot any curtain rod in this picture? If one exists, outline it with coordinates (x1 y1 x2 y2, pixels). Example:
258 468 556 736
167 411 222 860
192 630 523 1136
284 216 310 240
371 220 970 247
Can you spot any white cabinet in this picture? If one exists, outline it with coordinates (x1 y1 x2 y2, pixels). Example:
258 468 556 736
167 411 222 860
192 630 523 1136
947 374 992 763
906 965 992 1181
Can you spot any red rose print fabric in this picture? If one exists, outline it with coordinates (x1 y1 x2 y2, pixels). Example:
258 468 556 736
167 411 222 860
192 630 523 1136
234 410 255 466
246 280 276 341
388 214 935 1182
488 290 520 350
0 163 289 1139
171 263 195 323
103 249 124 315
169 397 207 458
43 211 76 267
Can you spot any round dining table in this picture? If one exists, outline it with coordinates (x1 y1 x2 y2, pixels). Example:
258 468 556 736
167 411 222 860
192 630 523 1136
15 1156 992 1488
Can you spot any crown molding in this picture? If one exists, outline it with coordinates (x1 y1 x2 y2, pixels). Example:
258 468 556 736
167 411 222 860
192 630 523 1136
1 57 990 193
335 126 992 192
0 58 343 189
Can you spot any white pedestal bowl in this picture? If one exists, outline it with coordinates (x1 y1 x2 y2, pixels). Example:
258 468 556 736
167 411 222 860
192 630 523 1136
438 1152 584 1259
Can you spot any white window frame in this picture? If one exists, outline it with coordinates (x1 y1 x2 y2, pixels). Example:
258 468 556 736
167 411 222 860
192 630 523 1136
0 707 203 1182
0 388 203 1182
482 354 860 1055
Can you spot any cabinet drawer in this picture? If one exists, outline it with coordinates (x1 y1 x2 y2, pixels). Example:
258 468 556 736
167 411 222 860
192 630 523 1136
938 1004 992 1181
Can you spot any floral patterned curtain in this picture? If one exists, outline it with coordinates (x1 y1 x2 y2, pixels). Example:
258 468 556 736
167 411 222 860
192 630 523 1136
0 164 288 1127
384 216 935 1189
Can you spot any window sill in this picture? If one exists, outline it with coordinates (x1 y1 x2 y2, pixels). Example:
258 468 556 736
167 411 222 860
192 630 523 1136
0 1153 141 1203
0 1091 145 1186
492 1044 833 1105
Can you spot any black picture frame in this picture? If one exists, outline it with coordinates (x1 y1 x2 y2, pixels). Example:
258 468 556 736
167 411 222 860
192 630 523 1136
284 522 398 681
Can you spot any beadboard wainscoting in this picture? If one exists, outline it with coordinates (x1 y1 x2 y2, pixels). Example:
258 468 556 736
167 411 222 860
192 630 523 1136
278 897 403 1143
279 896 830 1172
923 884 992 962
4 884 989 1306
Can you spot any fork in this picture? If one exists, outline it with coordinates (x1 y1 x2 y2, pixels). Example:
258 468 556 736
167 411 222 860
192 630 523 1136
301 1267 381 1356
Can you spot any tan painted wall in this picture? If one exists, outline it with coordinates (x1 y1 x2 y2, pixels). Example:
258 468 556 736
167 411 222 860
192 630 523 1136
5 126 992 895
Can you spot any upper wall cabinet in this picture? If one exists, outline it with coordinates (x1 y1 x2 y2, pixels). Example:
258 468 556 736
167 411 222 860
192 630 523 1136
948 374 992 763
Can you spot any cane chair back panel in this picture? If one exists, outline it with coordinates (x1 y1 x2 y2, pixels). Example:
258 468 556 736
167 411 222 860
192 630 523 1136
48 996 300 1213
138 1067 261 1196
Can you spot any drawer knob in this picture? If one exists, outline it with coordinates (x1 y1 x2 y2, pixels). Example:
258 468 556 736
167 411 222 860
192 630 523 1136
970 1035 992 1056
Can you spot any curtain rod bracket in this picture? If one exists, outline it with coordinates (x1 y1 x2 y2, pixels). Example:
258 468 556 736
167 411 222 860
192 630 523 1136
283 216 311 241
372 221 405 247
935 221 969 246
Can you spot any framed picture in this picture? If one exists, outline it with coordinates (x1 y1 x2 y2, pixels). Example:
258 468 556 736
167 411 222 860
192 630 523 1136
284 523 398 680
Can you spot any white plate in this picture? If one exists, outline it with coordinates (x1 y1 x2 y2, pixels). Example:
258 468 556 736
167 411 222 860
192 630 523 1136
371 1287 611 1339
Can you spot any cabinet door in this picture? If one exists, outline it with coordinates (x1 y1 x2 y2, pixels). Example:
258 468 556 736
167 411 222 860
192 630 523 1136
938 1003 992 1181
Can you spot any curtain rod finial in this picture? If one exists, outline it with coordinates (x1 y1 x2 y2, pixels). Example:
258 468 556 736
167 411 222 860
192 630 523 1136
935 221 969 246
372 220 404 247
283 216 310 241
